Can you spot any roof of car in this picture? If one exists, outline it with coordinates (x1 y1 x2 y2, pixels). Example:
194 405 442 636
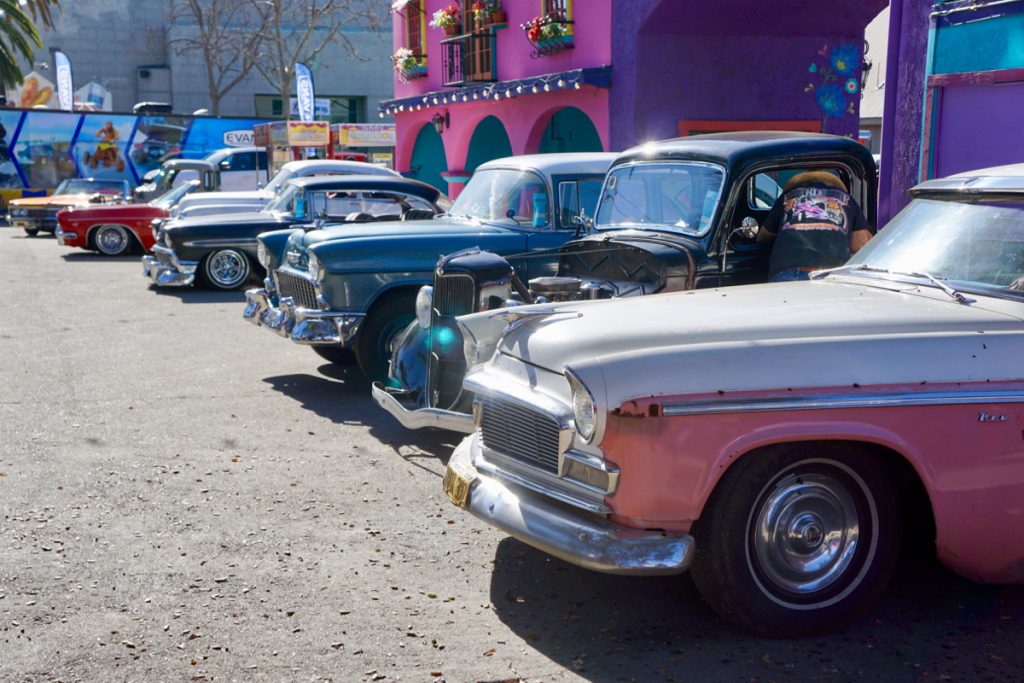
204 146 262 162
286 174 441 198
279 159 399 176
477 153 618 176
912 164 1024 196
165 159 216 170
613 132 875 172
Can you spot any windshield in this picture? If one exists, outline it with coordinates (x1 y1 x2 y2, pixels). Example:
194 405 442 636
595 162 726 236
55 179 126 196
449 169 551 227
153 181 198 209
845 197 1024 296
265 184 300 214
146 169 165 187
264 167 295 194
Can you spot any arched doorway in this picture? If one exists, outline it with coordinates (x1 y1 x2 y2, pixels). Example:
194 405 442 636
465 116 513 173
408 124 447 192
537 107 604 154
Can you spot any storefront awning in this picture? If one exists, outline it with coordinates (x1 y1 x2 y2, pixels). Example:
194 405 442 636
378 65 612 117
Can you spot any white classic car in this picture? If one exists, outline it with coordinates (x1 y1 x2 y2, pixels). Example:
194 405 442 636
442 164 1024 636
170 159 400 219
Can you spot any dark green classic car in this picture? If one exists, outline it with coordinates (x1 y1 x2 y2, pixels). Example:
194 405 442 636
244 153 617 379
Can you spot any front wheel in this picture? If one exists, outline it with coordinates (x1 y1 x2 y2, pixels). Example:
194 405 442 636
691 443 899 637
93 224 132 256
24 227 39 237
354 292 417 382
200 249 252 290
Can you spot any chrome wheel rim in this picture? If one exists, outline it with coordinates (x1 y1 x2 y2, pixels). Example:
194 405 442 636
747 461 873 607
208 250 248 287
96 226 128 254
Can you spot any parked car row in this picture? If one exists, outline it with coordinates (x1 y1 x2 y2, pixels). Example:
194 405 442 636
14 134 1024 638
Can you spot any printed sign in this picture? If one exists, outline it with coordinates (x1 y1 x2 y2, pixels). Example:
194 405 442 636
54 52 74 112
334 123 396 147
224 130 255 147
294 63 315 123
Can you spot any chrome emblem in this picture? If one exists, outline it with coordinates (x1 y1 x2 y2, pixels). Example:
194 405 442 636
979 412 1007 422
286 251 300 265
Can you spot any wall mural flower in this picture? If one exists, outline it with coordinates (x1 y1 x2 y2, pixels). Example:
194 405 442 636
804 43 860 132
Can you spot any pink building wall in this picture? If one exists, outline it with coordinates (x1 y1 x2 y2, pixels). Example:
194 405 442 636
388 0 613 195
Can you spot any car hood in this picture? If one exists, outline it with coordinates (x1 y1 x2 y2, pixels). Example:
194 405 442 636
299 218 509 250
10 194 94 207
492 278 1024 386
179 190 269 205
167 210 282 230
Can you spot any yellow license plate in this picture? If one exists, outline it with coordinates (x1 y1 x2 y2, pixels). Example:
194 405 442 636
442 462 477 509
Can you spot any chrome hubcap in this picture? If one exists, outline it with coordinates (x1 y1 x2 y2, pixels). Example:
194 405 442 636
98 227 126 253
209 250 247 286
750 471 861 598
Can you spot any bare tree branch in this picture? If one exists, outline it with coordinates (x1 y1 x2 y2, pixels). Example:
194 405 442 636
246 0 386 115
166 0 269 115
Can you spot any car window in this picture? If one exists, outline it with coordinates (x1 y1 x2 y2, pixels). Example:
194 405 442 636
450 169 550 228
558 181 580 226
596 162 725 236
747 167 850 211
224 152 256 172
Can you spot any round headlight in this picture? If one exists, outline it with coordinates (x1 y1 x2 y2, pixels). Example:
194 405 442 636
307 252 321 282
415 286 433 329
572 381 597 442
257 241 269 268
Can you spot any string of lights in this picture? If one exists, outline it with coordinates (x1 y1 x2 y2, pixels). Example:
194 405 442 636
377 66 611 118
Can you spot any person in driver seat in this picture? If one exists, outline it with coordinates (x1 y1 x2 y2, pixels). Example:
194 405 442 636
757 170 874 282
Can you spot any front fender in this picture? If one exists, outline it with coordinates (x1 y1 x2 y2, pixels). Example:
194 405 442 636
259 228 300 272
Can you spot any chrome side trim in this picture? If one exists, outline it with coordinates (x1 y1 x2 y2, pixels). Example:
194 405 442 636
660 389 1024 417
182 237 259 248
451 434 694 576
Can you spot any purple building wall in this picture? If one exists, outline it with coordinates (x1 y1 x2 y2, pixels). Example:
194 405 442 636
878 0 932 225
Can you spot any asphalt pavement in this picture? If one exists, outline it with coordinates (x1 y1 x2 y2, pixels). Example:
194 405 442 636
2 227 1023 683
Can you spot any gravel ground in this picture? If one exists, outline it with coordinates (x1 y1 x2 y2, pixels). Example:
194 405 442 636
2 227 1023 683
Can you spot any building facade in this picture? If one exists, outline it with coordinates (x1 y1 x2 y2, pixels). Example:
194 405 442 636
878 0 1024 225
383 0 885 196
13 0 392 120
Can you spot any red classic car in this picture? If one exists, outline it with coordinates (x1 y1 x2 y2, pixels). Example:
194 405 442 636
56 181 197 256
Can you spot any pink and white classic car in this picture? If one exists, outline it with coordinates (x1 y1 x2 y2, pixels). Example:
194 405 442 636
442 164 1024 636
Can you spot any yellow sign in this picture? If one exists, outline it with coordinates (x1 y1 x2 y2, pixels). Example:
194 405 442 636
264 121 330 147
333 123 396 147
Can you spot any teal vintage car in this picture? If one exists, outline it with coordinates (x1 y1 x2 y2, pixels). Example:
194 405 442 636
243 153 616 379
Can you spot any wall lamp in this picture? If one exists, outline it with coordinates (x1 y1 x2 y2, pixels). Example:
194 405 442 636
432 111 450 135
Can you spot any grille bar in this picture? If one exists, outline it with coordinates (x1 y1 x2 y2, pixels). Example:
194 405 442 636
426 272 475 410
479 397 561 474
276 270 318 309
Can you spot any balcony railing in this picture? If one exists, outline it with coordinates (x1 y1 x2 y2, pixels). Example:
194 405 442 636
440 31 497 87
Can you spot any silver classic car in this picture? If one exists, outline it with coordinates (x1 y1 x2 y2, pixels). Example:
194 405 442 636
442 163 1024 635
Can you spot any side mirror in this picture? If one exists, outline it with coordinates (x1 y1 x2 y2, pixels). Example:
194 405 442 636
570 213 594 235
729 216 760 244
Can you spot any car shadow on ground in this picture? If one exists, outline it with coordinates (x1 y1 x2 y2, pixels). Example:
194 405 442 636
262 362 459 464
487 541 1024 682
148 286 247 304
60 252 139 262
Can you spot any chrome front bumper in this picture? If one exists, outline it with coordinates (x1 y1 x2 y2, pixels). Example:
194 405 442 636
370 382 475 433
9 216 56 232
444 433 695 576
55 226 77 245
243 287 364 346
142 246 197 287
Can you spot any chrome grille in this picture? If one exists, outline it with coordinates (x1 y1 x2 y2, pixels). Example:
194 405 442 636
426 272 476 410
479 397 561 474
276 270 318 309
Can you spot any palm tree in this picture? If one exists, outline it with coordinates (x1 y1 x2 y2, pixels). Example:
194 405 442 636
0 0 61 89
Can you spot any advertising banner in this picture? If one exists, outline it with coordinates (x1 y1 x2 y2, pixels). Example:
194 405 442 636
334 123 396 147
54 51 73 111
74 115 136 182
294 63 315 122
7 71 56 109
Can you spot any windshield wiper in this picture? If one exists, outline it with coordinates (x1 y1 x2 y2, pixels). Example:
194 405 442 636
811 264 973 304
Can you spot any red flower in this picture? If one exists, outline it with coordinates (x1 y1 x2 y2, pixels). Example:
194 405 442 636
527 23 541 41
